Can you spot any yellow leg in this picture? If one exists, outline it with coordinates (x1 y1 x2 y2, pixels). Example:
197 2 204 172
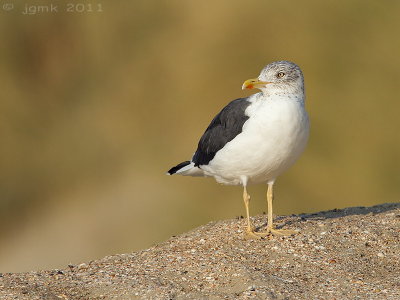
243 186 252 231
265 182 296 236
266 182 274 231
242 186 268 239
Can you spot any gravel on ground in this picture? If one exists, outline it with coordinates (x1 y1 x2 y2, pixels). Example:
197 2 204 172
0 203 399 299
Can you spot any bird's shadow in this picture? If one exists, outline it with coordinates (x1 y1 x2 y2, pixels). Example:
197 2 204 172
255 202 400 231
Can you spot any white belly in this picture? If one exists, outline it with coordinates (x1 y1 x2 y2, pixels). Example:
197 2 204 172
201 96 309 185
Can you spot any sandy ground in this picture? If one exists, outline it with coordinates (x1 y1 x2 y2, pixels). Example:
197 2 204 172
0 203 399 299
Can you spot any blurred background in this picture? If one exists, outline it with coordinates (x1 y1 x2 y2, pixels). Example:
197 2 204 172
0 0 399 272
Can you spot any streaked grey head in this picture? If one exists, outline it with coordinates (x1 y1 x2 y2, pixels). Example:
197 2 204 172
242 61 304 96
259 61 304 95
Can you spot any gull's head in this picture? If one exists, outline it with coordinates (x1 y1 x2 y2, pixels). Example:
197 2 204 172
242 61 304 95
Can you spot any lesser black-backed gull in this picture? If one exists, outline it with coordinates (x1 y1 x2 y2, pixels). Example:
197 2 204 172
167 61 309 238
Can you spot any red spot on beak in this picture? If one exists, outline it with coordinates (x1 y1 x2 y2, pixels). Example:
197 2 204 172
247 84 254 89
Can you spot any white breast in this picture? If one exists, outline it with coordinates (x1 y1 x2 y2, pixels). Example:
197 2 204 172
202 93 309 185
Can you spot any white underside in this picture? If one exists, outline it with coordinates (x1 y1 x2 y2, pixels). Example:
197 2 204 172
178 92 309 186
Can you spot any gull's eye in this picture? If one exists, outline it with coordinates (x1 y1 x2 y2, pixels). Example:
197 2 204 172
277 72 285 78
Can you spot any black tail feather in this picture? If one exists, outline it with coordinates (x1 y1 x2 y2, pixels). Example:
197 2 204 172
167 161 191 175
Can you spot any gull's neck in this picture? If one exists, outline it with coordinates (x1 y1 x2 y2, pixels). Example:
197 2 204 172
258 81 304 98
258 88 305 104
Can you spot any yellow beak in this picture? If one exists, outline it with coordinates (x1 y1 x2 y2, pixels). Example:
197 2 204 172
242 78 272 90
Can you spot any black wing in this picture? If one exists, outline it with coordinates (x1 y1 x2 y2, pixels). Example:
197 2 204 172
192 97 251 166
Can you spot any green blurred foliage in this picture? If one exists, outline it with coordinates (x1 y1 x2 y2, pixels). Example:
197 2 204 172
0 0 399 272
